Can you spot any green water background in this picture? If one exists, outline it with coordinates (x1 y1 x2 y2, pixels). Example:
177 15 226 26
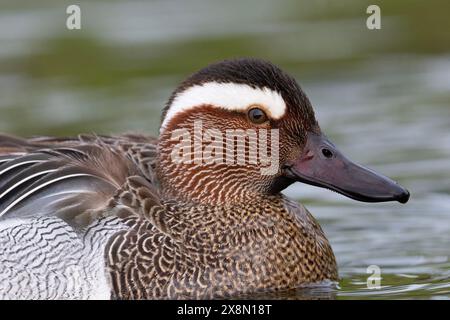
0 0 449 299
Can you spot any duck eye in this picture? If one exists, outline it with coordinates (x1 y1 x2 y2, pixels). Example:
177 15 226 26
321 148 333 159
248 107 268 124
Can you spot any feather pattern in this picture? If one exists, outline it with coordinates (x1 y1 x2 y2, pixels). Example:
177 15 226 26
0 59 340 299
0 134 162 299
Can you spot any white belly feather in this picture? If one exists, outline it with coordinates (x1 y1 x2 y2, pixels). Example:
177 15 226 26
0 216 126 300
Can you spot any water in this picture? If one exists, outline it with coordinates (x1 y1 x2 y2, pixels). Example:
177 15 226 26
284 56 450 299
0 0 449 299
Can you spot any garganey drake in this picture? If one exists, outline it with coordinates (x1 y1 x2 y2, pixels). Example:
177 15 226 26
0 58 409 299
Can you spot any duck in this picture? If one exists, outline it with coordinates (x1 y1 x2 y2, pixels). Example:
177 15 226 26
0 58 409 300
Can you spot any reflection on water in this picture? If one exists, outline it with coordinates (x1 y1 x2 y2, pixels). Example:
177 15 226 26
0 0 449 299
235 283 338 300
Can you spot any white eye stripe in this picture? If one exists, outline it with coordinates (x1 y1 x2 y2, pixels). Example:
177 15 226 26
161 82 286 133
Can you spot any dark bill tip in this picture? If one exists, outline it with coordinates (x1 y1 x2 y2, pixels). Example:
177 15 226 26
396 188 410 204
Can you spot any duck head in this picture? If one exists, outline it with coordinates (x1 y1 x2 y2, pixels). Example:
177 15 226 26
157 58 410 205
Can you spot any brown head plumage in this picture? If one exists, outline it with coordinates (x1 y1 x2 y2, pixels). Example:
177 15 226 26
157 58 322 204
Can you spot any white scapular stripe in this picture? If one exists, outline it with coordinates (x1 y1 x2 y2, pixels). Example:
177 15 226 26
0 173 95 217
0 160 45 176
0 169 57 199
161 82 286 132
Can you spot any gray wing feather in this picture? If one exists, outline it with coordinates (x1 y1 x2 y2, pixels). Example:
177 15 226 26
0 134 158 228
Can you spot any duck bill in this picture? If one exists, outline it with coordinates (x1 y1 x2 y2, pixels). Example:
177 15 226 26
285 133 410 203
